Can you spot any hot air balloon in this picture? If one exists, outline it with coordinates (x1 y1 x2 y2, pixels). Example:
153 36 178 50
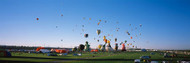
133 41 135 42
129 24 131 26
97 30 101 35
61 14 63 16
126 31 130 35
72 47 77 52
98 44 102 49
140 24 142 27
84 34 88 38
78 44 85 51
82 25 84 27
135 27 137 30
121 43 126 51
97 40 99 42
127 44 129 46
131 36 133 39
83 17 85 20
36 18 39 20
125 40 127 43
104 39 107 43
84 41 90 51
107 40 110 44
99 20 101 22
130 43 132 45
89 18 91 20
98 22 100 25
115 38 117 42
103 36 106 39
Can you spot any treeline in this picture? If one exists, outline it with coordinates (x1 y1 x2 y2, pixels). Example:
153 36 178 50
0 45 71 50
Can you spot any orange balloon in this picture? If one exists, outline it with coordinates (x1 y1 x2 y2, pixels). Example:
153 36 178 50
104 39 107 43
98 22 100 25
131 36 133 39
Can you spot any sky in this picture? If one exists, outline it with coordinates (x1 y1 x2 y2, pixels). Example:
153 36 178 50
0 0 190 50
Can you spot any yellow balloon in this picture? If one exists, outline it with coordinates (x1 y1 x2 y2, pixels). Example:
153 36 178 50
98 45 102 49
107 40 110 44
103 36 106 39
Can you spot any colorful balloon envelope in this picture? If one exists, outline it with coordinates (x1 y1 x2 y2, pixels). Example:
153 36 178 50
36 18 39 20
115 38 117 42
107 40 110 44
103 36 106 39
84 34 88 38
97 30 101 35
104 39 107 43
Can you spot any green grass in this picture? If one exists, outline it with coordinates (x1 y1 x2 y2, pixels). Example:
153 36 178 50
0 51 190 63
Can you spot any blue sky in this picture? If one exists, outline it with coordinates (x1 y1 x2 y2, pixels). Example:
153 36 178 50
0 0 190 50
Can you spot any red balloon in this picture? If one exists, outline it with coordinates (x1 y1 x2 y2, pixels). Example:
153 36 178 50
131 36 133 39
36 18 39 20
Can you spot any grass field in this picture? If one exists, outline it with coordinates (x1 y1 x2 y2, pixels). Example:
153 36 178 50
0 51 190 63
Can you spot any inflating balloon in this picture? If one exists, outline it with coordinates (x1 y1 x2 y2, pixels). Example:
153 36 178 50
84 41 90 51
96 30 101 35
121 43 126 51
78 44 85 51
84 34 88 38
